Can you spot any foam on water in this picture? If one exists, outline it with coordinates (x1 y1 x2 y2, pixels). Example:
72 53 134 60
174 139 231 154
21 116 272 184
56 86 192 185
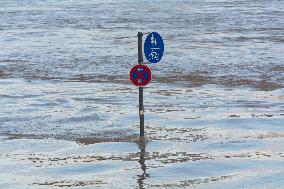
0 0 284 188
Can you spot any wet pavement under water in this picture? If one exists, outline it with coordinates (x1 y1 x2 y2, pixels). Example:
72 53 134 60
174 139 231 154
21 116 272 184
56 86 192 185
0 0 284 188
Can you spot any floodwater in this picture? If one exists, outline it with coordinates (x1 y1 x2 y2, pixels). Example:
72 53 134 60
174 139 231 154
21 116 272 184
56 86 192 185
0 0 284 188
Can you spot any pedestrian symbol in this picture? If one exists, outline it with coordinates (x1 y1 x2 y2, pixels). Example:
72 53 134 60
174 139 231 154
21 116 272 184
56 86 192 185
144 32 164 63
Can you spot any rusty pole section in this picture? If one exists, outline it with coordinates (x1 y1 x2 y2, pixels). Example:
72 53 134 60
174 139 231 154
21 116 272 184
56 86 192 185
138 32 144 137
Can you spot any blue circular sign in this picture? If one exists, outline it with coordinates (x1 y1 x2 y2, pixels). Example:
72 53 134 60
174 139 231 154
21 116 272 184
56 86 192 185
144 32 164 63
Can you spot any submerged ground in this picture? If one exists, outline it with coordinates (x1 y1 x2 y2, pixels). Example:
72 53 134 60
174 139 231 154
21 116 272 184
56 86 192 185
0 0 284 188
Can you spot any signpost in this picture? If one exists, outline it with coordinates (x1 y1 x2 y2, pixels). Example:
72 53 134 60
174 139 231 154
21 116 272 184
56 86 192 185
131 32 164 137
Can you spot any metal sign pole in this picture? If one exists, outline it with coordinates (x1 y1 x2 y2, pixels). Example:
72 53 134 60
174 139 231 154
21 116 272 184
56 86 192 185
138 32 144 137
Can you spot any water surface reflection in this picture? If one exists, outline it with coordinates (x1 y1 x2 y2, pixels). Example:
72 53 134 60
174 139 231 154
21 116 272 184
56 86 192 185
136 138 149 189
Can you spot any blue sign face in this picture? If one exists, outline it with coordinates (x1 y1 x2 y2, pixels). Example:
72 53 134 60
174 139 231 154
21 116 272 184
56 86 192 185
144 32 164 63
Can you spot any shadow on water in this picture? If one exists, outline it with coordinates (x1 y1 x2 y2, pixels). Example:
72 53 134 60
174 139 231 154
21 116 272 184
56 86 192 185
136 137 150 189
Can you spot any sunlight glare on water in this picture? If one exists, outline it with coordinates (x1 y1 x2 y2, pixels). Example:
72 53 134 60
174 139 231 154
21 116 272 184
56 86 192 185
0 0 284 188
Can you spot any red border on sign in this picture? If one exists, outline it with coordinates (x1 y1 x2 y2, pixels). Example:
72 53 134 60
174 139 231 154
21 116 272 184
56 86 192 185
129 64 152 87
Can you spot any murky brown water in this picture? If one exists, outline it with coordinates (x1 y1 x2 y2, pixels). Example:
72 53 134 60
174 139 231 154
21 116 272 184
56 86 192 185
0 0 284 188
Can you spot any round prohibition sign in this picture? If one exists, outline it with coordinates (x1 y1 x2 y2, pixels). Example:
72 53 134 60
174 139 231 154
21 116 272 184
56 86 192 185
129 64 152 87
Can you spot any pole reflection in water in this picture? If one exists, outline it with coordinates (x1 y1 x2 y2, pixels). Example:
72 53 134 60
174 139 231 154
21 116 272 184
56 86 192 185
136 138 149 189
